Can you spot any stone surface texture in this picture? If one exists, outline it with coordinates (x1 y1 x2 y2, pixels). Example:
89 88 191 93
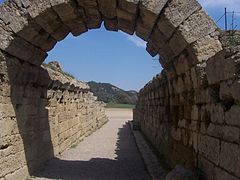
0 0 239 179
0 51 107 179
134 31 240 180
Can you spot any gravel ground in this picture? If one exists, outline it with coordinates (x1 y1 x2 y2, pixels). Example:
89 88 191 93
34 108 150 180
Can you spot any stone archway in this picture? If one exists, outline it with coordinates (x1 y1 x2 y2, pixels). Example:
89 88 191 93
0 0 222 65
0 0 239 180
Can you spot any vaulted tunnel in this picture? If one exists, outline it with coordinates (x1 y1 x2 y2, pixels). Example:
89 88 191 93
0 0 239 180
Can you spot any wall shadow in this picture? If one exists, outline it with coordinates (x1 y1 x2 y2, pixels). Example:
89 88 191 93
3 51 54 175
33 122 150 180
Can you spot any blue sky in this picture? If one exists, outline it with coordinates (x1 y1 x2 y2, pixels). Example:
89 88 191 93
45 30 159 91
198 0 240 29
0 0 239 90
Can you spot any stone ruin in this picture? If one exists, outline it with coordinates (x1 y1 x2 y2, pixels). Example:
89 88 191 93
0 52 108 179
0 0 239 179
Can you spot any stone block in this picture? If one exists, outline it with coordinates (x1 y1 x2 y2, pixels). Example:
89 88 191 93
103 18 118 31
98 0 117 19
0 96 11 105
220 79 240 102
158 44 175 66
170 30 191 57
183 72 193 91
171 127 181 141
215 167 239 180
174 51 190 75
65 19 87 36
209 103 224 124
220 142 240 177
0 119 16 137
158 0 201 39
117 8 137 35
135 22 151 41
169 10 217 56
198 134 220 165
80 6 102 29
0 104 16 119
146 27 168 56
146 41 159 57
0 3 38 41
198 155 215 180
76 0 98 7
206 123 239 143
188 131 198 151
177 10 217 45
190 62 207 89
118 0 139 14
26 0 70 41
0 83 11 97
190 35 222 66
50 0 87 36
174 76 185 94
206 50 237 85
225 105 240 127
0 26 47 65
181 129 189 146
0 151 25 178
136 0 168 40
183 106 192 120
5 166 29 180
50 0 78 21
31 32 57 52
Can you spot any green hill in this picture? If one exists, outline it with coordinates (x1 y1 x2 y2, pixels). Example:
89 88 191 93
87 81 138 105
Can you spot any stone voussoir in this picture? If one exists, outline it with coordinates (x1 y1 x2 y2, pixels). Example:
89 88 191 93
0 1 57 52
50 0 88 36
1 1 239 180
117 10 134 34
24 0 70 41
97 0 118 31
76 0 102 29
136 0 168 41
169 9 217 56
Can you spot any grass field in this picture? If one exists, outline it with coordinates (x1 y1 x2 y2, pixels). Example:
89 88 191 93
105 103 135 109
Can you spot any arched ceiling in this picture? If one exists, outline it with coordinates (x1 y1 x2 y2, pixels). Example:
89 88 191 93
0 0 222 71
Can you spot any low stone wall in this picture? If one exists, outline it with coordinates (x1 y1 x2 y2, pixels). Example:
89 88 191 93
134 37 240 180
0 51 108 179
47 89 108 156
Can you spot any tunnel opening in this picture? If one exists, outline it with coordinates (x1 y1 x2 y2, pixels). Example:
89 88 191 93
1 0 240 180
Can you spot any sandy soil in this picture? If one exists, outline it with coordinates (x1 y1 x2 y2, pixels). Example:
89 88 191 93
105 108 133 120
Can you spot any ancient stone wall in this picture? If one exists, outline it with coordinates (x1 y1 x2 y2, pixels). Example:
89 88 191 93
0 0 239 179
0 51 108 180
134 36 240 179
45 63 108 155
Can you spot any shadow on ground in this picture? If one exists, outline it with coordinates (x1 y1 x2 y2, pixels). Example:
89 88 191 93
33 122 150 180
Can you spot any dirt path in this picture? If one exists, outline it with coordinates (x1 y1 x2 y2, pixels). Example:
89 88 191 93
34 108 150 180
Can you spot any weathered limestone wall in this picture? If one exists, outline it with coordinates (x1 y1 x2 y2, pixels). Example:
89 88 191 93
0 51 108 180
0 0 239 179
46 67 108 156
134 37 240 180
